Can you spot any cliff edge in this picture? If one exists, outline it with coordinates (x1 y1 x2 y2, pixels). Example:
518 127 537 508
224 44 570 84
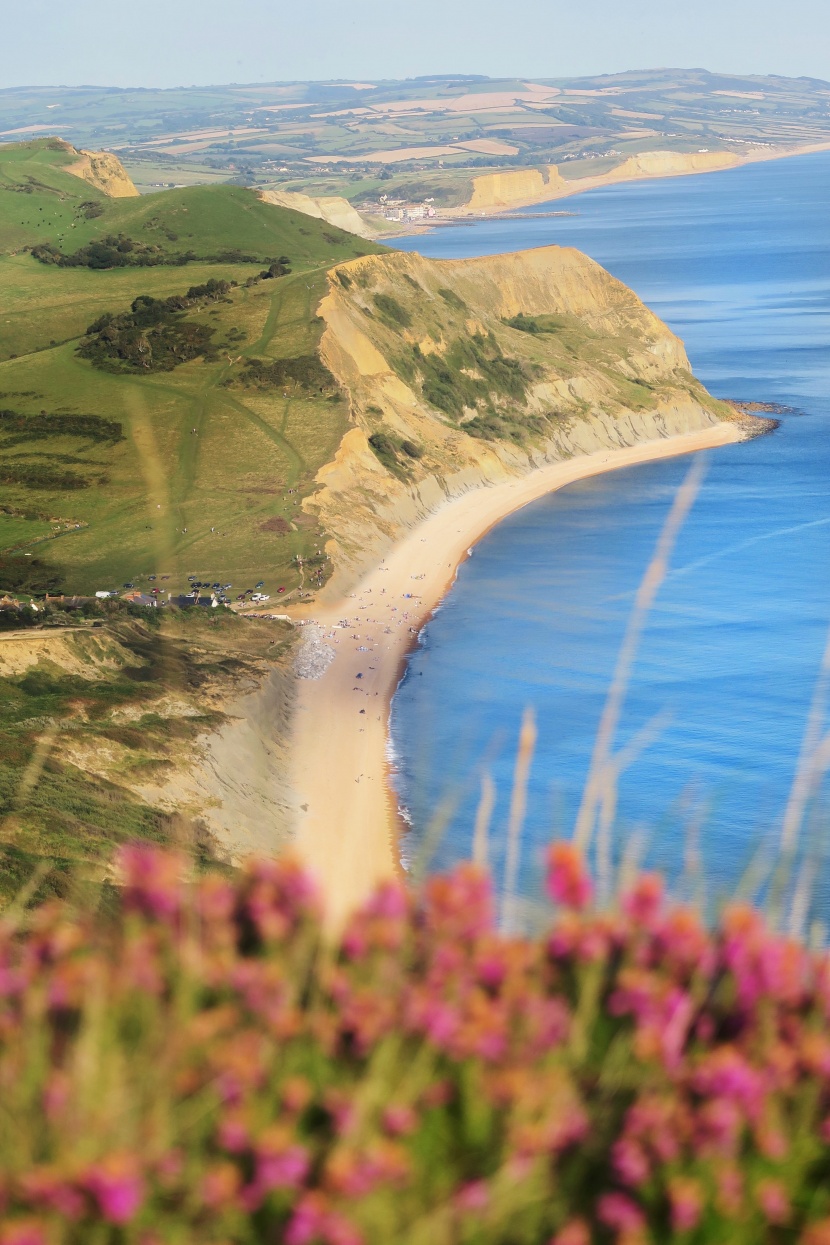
260 189 376 240
459 150 742 213
63 145 140 198
303 245 735 591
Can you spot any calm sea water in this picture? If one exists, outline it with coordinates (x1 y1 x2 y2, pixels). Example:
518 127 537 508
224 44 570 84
390 151 830 904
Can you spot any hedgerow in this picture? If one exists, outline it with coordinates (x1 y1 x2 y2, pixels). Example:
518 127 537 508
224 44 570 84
3 843 830 1243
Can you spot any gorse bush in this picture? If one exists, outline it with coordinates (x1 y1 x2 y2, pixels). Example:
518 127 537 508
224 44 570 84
30 236 274 270
77 282 235 373
4 842 830 1243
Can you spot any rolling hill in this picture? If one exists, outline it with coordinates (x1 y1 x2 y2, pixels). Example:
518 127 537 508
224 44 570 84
0 138 384 599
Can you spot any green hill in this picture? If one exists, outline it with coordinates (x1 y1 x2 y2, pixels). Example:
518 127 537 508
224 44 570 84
0 138 385 598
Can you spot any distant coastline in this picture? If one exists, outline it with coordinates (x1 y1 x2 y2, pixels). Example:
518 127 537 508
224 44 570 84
388 140 830 235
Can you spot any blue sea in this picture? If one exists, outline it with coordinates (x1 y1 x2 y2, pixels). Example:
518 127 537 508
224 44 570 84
390 150 830 906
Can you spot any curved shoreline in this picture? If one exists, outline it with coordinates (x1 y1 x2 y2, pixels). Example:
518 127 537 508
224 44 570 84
288 422 745 929
387 141 830 230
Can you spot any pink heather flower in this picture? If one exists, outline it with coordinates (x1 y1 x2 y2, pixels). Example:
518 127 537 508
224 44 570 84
695 1095 743 1157
365 881 408 921
475 949 507 990
82 1154 143 1225
455 1181 489 1213
546 842 593 910
422 1000 459 1047
424 865 494 939
597 1192 645 1234
216 1114 249 1152
285 1195 329 1245
622 873 664 924
550 1220 590 1245
19 1167 85 1219
613 1139 650 1187
243 857 321 941
116 844 184 921
757 1178 790 1225
255 1143 310 1191
659 987 694 1071
693 1047 764 1117
285 1194 363 1245
382 1104 417 1136
0 1223 49 1245
669 1177 704 1232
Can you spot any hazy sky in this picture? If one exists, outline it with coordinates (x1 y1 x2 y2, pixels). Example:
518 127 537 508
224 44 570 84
5 0 830 89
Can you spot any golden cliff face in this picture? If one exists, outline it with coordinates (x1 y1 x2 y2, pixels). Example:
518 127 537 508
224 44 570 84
65 148 139 198
303 246 732 590
460 150 741 212
466 165 567 210
609 150 740 180
259 189 376 240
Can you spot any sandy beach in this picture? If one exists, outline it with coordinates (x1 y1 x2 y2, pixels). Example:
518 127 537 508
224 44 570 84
289 422 744 929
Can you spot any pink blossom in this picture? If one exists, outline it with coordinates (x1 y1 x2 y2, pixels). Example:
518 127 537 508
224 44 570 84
546 842 593 910
455 1180 489 1212
597 1192 645 1233
550 1220 590 1245
382 1104 417 1136
693 1047 764 1117
669 1177 703 1232
19 1167 84 1219
622 873 664 925
612 1139 650 1187
255 1142 309 1191
82 1154 143 1224
286 1194 363 1245
116 844 184 921
757 1178 790 1224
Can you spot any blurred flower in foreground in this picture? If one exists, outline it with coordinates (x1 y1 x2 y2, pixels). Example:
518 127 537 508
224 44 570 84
0 842 828 1242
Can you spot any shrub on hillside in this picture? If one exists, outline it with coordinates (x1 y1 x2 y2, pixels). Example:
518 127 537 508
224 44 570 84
77 282 236 373
30 236 274 270
3 843 830 1242
240 355 338 395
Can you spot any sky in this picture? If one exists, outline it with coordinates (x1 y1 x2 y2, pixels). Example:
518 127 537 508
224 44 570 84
4 0 830 89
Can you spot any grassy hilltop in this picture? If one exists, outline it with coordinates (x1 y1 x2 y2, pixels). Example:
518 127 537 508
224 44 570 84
0 138 384 598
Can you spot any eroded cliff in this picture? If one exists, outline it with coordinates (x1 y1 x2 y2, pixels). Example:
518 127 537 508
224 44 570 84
459 150 741 212
64 146 140 198
466 165 568 210
304 245 735 591
259 189 375 240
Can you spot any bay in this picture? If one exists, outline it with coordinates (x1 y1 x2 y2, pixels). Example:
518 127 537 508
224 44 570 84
390 151 830 907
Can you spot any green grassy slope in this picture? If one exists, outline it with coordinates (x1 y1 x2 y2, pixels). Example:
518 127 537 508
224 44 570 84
0 138 385 599
0 137 106 253
0 606 294 902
